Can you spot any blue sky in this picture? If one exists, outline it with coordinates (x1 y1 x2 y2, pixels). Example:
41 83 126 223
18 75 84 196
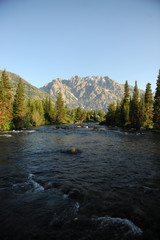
0 0 160 91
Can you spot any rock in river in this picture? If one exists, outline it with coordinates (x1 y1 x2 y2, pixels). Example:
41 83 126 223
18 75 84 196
61 148 81 154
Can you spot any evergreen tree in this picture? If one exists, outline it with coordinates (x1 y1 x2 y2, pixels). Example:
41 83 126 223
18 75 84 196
36 100 45 118
0 78 5 128
24 98 32 126
0 70 13 130
75 106 82 122
124 80 130 104
86 111 91 122
13 78 26 129
54 92 65 123
43 97 54 123
81 110 87 122
98 110 106 122
71 109 76 122
31 100 45 126
105 102 116 126
130 81 140 129
144 83 153 128
115 100 121 126
139 94 146 127
122 81 130 126
64 105 74 123
153 70 160 129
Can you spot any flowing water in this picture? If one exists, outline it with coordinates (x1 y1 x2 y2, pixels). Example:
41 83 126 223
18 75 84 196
0 123 160 240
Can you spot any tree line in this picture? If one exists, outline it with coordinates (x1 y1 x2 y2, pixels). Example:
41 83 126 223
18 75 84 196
0 70 105 130
105 70 160 130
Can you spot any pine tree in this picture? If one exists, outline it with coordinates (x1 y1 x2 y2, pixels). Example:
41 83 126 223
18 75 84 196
105 102 116 126
13 78 26 129
43 97 54 123
0 70 13 130
54 92 65 123
124 80 130 104
63 105 73 123
122 80 130 126
81 110 87 122
75 106 82 121
153 70 160 129
139 94 146 127
130 81 140 129
24 98 32 126
71 109 76 122
0 78 5 128
115 100 121 126
30 100 45 126
145 83 153 128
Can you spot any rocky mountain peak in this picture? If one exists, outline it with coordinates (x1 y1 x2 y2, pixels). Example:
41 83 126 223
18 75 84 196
41 75 141 110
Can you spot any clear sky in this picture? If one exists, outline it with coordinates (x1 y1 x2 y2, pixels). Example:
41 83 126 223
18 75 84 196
0 0 160 91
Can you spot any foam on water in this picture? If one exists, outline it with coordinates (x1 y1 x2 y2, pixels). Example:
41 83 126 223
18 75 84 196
25 130 36 133
12 174 44 193
74 202 80 213
12 130 24 133
28 173 44 192
94 216 143 236
0 134 12 137
13 129 36 133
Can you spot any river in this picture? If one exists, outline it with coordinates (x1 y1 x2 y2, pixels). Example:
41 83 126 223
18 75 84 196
0 123 160 240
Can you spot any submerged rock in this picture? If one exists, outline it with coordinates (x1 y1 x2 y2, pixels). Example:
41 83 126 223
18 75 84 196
61 148 81 154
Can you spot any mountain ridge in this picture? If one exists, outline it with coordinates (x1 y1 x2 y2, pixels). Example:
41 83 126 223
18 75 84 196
0 70 144 111
41 75 143 110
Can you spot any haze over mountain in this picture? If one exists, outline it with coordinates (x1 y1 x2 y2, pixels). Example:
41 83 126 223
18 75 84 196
41 75 143 110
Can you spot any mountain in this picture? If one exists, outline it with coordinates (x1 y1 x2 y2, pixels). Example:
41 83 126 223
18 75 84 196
0 70 144 111
0 70 56 103
41 75 143 110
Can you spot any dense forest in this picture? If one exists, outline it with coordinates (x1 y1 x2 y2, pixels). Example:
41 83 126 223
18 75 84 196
0 69 160 131
0 70 105 130
105 69 160 130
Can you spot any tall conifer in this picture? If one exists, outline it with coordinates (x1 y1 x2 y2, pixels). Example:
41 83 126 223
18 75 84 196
124 80 130 104
130 81 140 129
43 97 54 123
145 83 153 128
122 80 130 125
139 94 146 127
75 106 82 121
105 102 116 126
0 70 13 130
54 92 65 123
13 78 26 129
153 70 160 129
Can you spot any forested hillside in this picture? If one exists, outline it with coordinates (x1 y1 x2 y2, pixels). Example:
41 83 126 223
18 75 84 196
0 70 105 130
0 70 55 103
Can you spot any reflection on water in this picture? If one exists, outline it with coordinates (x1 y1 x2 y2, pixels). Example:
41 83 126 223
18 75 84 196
0 124 160 239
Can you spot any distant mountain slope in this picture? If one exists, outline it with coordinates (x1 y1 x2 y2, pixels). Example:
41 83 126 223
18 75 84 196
0 70 56 103
41 75 144 110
